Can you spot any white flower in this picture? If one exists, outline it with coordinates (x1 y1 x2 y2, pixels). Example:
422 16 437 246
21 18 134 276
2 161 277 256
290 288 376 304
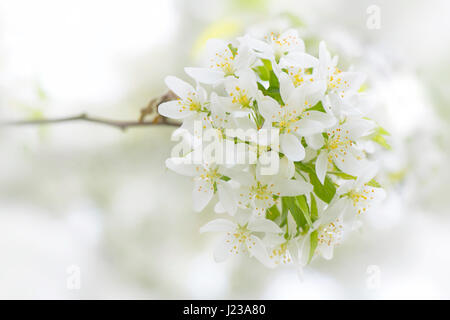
318 41 366 99
311 198 348 260
158 76 208 120
315 216 344 260
337 166 386 217
185 40 254 85
315 118 375 183
224 69 259 110
208 92 237 130
279 51 319 89
161 30 388 270
323 91 374 120
166 157 237 214
258 72 335 161
200 216 282 267
240 29 305 61
230 166 312 217
263 215 301 267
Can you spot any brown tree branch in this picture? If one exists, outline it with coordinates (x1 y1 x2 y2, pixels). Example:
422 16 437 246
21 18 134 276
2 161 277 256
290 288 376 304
1 113 180 131
0 91 180 131
139 91 177 123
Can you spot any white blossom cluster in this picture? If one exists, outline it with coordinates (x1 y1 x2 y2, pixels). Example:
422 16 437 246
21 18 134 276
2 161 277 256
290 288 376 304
158 29 386 271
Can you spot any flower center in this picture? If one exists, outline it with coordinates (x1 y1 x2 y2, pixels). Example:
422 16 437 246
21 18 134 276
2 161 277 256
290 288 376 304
348 186 376 215
275 105 310 133
225 225 252 255
179 92 201 112
269 242 292 265
326 128 353 162
199 168 221 184
229 86 251 107
251 181 271 200
210 49 235 76
288 67 314 87
318 218 343 247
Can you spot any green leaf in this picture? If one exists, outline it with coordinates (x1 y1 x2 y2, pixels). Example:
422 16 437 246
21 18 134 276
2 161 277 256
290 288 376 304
266 204 280 221
367 179 382 188
258 59 281 95
310 193 318 222
307 101 326 113
227 43 238 57
261 58 272 71
328 171 356 180
376 125 390 136
295 162 336 203
257 81 282 104
268 70 280 90
371 134 391 150
283 196 308 231
296 195 313 228
308 230 319 263
255 66 270 81
280 197 289 227
369 126 391 150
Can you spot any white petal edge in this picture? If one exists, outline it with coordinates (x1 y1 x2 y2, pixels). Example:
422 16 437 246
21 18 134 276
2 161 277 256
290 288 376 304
280 133 305 161
217 182 237 216
200 219 236 233
158 100 192 120
192 179 214 212
248 218 283 233
316 149 328 185
164 75 194 100
185 67 224 84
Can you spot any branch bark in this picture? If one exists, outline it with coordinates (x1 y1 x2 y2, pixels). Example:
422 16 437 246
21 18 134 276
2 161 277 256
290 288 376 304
1 113 180 131
0 91 180 131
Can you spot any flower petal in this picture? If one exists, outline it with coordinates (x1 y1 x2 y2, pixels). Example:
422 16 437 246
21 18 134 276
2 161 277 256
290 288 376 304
164 76 194 100
306 111 336 128
217 182 237 216
192 179 214 212
214 201 226 214
281 52 318 68
320 244 334 260
278 29 304 53
343 118 375 139
185 67 224 84
280 133 305 161
272 178 313 196
213 235 232 262
279 155 295 179
158 100 193 119
316 149 328 185
295 118 323 136
258 96 279 121
305 133 324 150
246 235 274 268
165 157 198 176
314 198 347 228
200 218 236 233
278 72 295 104
248 218 283 233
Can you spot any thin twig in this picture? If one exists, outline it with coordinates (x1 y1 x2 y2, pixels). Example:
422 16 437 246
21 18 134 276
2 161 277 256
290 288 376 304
0 113 180 131
0 91 180 131
139 91 177 123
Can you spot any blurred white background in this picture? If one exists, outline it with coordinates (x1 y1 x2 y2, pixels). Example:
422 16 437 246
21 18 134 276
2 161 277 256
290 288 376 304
0 0 449 299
